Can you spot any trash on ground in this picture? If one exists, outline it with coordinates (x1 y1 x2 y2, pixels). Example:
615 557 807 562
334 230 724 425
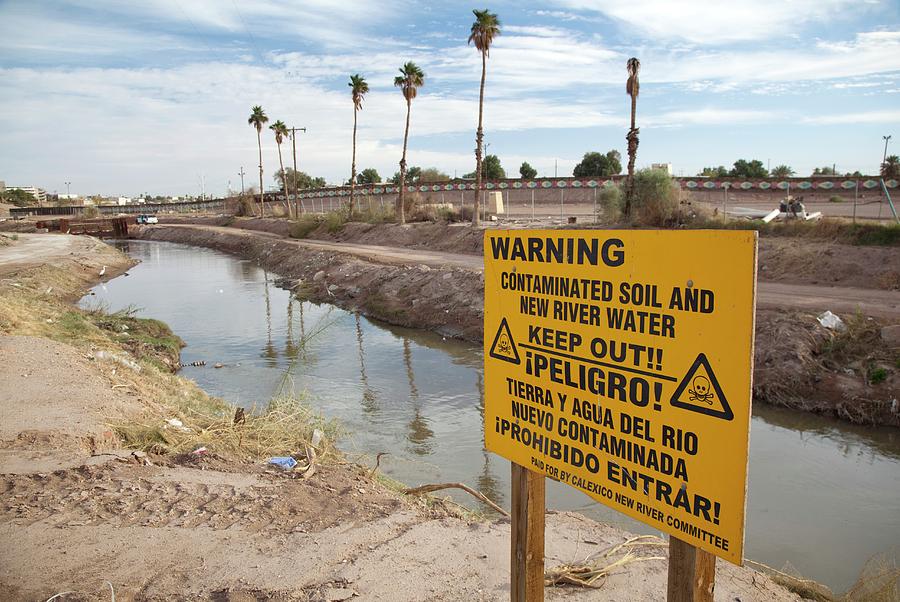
94 350 142 372
816 311 845 331
268 456 298 470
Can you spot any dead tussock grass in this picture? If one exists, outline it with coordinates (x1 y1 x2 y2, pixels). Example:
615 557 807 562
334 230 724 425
113 392 339 461
545 535 666 588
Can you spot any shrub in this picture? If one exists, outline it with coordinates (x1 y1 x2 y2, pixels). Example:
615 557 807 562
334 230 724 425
596 185 624 223
289 216 320 239
235 196 256 217
630 168 679 226
82 205 99 219
829 195 844 203
323 211 346 233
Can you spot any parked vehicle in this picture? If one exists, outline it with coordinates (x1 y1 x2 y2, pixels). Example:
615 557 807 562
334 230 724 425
136 214 158 224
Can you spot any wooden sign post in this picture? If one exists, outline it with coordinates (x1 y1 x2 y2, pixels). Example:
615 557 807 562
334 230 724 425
510 463 545 602
483 230 757 602
668 537 715 601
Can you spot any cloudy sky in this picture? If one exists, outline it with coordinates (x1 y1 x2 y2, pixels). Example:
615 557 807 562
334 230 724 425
1 0 899 197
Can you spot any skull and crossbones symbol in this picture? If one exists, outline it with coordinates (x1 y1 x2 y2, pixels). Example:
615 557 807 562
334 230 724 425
688 375 714 405
497 335 512 355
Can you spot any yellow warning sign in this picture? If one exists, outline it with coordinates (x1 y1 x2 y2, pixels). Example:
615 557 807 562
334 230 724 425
483 230 757 565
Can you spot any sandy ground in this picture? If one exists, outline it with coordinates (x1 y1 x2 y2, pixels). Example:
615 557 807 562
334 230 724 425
0 234 802 601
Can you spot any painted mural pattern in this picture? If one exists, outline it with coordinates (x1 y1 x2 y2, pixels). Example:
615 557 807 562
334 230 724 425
292 176 898 199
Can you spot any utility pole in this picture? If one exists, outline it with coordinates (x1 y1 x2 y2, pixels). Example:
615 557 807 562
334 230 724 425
238 167 246 195
290 126 307 217
555 159 558 178
65 181 71 196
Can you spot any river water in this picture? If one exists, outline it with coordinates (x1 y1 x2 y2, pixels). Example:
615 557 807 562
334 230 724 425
81 240 899 592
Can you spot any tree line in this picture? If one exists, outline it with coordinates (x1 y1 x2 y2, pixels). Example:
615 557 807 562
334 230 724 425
698 159 899 179
244 9 649 224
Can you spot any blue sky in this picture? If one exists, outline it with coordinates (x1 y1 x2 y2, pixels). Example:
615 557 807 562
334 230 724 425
1 0 899 196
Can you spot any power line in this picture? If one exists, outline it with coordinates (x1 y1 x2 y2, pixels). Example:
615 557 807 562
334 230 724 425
230 0 266 64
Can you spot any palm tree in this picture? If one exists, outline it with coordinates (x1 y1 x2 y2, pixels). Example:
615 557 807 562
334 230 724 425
270 120 290 217
882 155 900 179
394 62 425 225
469 9 501 226
624 57 641 218
348 74 369 218
248 105 269 217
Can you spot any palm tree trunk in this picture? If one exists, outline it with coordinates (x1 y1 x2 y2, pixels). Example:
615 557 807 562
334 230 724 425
625 93 638 218
473 50 487 226
257 129 265 217
277 144 287 216
349 107 358 219
397 98 411 225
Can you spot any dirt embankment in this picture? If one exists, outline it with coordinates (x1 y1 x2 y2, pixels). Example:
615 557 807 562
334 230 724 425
144 223 485 342
140 223 899 427
161 216 900 290
0 235 804 600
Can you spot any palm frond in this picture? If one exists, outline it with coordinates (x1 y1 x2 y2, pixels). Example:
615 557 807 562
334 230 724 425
394 62 425 101
247 105 268 131
626 57 641 98
349 74 369 110
468 9 501 55
269 119 288 144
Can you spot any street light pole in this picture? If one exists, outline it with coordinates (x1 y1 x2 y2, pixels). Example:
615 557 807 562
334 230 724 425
290 126 307 216
883 135 892 173
238 167 246 195
65 181 71 196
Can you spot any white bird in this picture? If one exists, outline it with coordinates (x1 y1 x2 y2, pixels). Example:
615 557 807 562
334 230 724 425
99 265 106 277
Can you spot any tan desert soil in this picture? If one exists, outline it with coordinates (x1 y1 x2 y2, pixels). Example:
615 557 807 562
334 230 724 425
139 224 899 426
0 237 802 601
161 216 899 290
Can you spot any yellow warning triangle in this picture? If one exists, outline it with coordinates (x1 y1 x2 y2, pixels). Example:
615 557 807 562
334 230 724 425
670 353 733 420
489 317 520 364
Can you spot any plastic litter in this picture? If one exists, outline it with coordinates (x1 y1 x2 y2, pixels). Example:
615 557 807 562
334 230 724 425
94 350 141 373
165 418 189 432
268 456 297 470
311 429 324 449
191 446 208 456
816 311 845 331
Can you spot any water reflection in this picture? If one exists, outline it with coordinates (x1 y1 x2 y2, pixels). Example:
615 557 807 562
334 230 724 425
356 313 378 414
84 240 900 593
261 271 277 367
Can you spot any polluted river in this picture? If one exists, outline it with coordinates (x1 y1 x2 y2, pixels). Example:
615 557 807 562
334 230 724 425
81 240 900 593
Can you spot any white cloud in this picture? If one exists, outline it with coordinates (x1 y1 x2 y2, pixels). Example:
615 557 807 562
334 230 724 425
643 108 779 128
800 110 900 124
552 0 865 44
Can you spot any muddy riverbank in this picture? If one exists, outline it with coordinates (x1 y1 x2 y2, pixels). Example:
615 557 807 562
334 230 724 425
139 223 899 427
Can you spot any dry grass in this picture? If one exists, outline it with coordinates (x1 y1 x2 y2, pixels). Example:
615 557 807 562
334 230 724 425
749 555 900 602
113 393 338 460
545 535 666 588
1 262 339 463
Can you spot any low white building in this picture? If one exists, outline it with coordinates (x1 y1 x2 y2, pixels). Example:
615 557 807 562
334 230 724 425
117 196 132 206
651 163 673 176
7 185 47 204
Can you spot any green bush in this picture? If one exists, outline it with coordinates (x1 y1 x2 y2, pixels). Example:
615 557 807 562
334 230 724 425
868 366 888 384
829 195 844 203
323 211 346 233
630 169 679 226
597 185 623 223
289 216 320 239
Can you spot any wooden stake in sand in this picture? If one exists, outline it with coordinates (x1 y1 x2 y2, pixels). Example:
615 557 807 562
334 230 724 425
510 463 544 602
